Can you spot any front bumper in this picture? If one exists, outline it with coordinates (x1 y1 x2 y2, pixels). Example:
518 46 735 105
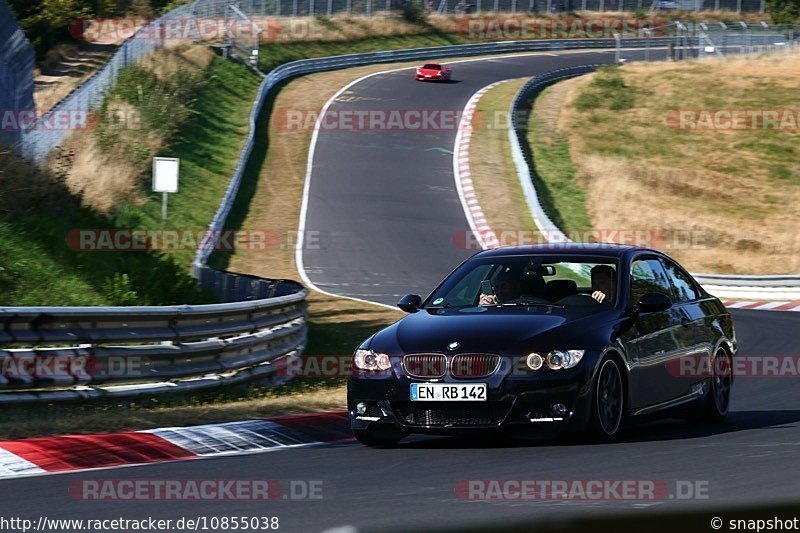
347 357 597 436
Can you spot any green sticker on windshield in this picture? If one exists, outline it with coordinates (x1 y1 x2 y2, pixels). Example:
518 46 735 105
432 297 444 305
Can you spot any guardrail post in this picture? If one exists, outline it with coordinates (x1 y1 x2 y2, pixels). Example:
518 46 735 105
310 0 315 15
347 0 352 15
738 21 748 54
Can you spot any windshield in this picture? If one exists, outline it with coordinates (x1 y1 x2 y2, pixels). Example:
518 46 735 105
421 63 441 70
426 255 619 310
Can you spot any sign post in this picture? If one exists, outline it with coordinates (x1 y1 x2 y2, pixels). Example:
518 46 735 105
152 157 179 222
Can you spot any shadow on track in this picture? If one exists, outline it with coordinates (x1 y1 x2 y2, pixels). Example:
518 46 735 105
383 409 800 449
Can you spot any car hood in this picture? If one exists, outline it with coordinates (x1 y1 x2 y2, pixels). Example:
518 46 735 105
371 306 621 355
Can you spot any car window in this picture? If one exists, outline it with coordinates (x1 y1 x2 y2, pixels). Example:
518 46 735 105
425 255 618 310
439 263 493 307
629 258 674 305
662 259 700 302
422 64 441 70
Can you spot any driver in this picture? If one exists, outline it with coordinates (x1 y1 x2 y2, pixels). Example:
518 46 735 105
591 265 616 305
479 270 522 306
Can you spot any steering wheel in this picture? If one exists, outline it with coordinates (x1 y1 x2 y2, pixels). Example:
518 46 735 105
555 293 603 306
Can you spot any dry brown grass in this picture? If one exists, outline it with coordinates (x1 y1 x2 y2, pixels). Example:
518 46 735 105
0 386 347 440
43 45 214 214
558 52 800 274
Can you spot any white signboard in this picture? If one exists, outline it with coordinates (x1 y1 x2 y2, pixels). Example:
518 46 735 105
152 157 179 193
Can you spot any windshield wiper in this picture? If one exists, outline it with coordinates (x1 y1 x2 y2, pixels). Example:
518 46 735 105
500 301 565 308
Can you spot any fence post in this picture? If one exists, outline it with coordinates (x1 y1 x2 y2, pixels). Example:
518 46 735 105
310 0 315 15
347 0 352 16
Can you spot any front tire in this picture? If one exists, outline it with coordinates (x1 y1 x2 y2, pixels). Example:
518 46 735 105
588 358 625 441
353 429 403 448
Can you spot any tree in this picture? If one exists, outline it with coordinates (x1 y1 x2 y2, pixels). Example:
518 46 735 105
766 0 800 23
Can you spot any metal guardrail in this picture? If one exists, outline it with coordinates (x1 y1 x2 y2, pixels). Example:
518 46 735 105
507 64 800 295
0 272 308 405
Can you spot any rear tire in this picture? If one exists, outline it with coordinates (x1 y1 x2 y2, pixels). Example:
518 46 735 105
353 429 403 448
587 358 625 441
689 348 732 423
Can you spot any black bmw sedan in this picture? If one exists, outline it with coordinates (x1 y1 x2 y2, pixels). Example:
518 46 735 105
347 244 737 446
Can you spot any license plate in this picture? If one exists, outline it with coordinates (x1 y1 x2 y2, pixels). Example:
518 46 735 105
410 383 487 401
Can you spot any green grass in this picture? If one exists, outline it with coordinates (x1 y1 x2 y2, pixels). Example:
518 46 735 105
0 52 262 306
522 85 592 234
104 55 263 269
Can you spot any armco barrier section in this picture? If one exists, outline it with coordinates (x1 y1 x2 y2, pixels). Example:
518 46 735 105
0 272 307 405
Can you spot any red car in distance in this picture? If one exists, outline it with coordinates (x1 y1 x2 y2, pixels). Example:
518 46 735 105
414 62 452 82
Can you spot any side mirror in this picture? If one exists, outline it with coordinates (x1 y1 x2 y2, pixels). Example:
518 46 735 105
398 294 422 313
638 292 672 313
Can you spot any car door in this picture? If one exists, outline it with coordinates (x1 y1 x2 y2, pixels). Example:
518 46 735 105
622 257 683 409
661 257 712 398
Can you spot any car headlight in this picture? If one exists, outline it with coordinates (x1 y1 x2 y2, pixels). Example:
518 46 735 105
525 350 584 371
353 349 391 371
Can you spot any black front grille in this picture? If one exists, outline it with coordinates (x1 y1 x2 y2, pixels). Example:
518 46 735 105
451 354 500 378
402 354 446 378
393 402 511 427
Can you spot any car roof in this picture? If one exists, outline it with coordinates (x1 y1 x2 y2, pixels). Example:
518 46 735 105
473 242 650 260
